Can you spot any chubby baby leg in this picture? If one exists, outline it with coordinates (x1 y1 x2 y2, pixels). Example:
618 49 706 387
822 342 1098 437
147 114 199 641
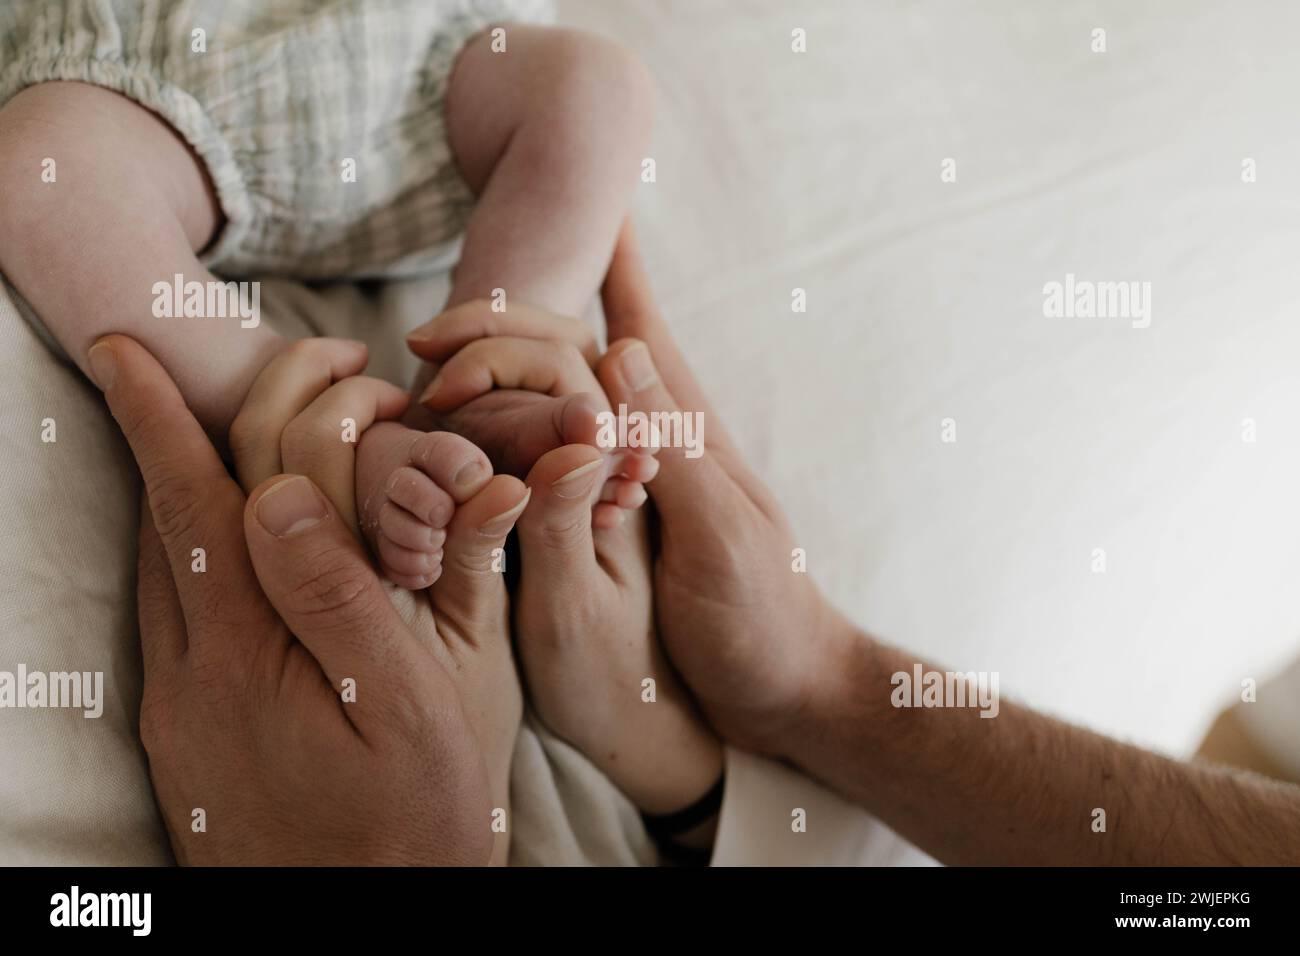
442 24 655 317
362 27 656 585
0 82 283 443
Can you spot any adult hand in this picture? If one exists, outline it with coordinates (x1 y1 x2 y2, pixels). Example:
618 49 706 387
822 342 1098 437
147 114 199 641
405 223 850 757
227 339 529 864
94 333 497 865
406 302 724 818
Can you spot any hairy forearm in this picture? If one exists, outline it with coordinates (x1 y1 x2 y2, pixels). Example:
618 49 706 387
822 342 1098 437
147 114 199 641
782 626 1300 865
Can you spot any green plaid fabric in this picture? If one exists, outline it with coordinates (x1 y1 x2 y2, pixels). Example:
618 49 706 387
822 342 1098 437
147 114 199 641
1 0 554 279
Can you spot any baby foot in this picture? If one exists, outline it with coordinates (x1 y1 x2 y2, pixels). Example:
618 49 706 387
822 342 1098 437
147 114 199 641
410 386 658 530
355 421 495 589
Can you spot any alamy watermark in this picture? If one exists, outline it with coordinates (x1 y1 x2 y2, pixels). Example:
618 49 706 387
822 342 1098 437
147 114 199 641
890 663 1000 718
152 273 260 328
1042 273 1151 329
50 886 150 936
0 664 103 718
595 403 705 459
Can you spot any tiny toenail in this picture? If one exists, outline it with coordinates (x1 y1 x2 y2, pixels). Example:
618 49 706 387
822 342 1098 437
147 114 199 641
478 489 532 536
551 458 603 499
453 459 487 490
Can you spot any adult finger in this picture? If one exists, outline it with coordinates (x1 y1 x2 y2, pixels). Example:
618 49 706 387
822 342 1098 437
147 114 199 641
135 495 186 683
406 299 599 366
278 376 410 529
243 474 435 732
515 444 604 590
90 335 255 630
600 221 740 459
430 475 531 634
417 337 604 413
596 338 740 526
229 338 370 493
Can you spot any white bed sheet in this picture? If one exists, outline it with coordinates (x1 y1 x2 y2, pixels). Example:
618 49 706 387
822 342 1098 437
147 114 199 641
565 0 1300 757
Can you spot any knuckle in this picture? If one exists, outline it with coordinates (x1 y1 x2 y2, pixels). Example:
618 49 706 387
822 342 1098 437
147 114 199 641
137 694 171 757
443 542 494 578
120 398 178 451
534 514 590 553
280 415 335 464
145 471 208 543
281 549 376 624
188 650 256 715
227 410 269 466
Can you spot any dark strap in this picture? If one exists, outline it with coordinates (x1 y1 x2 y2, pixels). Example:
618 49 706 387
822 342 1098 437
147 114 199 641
641 773 725 865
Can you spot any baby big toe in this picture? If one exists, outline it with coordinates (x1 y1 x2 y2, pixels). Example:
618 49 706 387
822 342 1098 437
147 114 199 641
406 431 494 503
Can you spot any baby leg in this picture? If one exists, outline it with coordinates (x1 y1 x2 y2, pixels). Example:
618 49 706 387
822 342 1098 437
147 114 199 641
0 82 284 443
443 24 654 316
358 28 654 581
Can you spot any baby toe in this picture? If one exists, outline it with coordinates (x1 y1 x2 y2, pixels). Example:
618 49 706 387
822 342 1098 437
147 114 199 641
386 465 455 529
379 500 447 553
592 502 627 530
407 431 493 504
377 532 443 588
608 449 660 485
599 478 648 510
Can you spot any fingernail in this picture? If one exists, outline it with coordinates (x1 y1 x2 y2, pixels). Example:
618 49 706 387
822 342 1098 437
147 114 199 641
478 488 531 536
87 341 117 390
550 458 603 499
620 343 657 390
406 324 436 343
255 476 327 536
417 372 444 406
453 458 488 491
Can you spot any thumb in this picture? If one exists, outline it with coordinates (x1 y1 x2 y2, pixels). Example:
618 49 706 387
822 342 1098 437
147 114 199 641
430 474 530 632
596 339 729 523
244 474 430 726
516 444 604 585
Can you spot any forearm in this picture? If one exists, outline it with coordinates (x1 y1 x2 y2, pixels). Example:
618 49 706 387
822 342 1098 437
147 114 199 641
782 623 1300 865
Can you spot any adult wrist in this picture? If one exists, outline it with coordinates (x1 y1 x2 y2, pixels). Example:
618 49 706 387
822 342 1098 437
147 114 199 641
770 599 870 765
